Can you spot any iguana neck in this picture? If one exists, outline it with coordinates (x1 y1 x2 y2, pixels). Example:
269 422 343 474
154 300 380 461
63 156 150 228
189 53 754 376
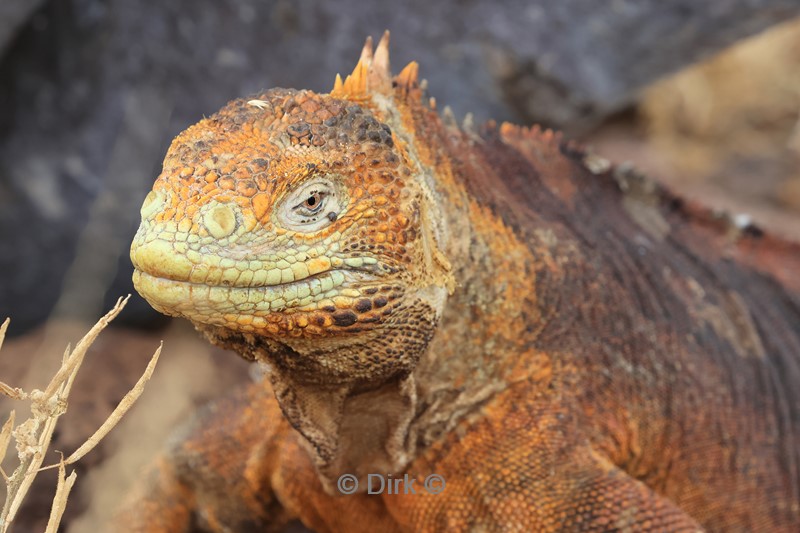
258 362 417 493
410 156 548 448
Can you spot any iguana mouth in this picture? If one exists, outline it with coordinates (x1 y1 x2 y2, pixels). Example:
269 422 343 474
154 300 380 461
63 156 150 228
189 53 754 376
132 267 379 316
130 235 386 320
134 267 351 289
130 237 381 290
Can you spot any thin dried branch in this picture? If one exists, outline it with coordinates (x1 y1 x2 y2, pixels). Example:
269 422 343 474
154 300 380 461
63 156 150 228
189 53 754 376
61 342 162 467
0 320 26 401
0 413 15 481
0 385 23 402
44 460 76 533
0 295 162 533
43 295 130 399
0 319 8 354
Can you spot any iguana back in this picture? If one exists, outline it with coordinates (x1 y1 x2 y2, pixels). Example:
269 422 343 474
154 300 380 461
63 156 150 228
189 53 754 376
464 122 800 529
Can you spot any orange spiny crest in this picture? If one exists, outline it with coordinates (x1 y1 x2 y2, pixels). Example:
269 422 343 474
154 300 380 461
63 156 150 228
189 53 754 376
330 31 423 104
499 121 564 148
330 31 392 100
499 122 523 138
394 61 420 96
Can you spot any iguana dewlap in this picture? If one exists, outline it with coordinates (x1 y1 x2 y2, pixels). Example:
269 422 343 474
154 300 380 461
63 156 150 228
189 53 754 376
122 32 800 532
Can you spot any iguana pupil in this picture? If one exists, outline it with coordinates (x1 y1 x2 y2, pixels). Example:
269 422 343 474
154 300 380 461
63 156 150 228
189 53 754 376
295 190 325 213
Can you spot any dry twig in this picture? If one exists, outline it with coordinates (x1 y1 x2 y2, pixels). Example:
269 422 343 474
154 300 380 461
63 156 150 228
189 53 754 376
0 296 161 532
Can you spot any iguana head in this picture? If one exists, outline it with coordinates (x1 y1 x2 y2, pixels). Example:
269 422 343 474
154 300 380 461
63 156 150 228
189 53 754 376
131 33 454 384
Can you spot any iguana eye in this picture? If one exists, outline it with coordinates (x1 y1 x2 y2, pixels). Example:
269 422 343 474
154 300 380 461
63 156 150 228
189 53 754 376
295 191 326 215
277 177 346 232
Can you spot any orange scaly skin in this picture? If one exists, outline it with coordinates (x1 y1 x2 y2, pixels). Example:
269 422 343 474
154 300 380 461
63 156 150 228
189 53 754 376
123 33 800 532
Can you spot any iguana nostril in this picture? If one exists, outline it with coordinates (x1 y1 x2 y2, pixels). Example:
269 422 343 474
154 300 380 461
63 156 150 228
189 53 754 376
140 190 165 220
203 205 238 239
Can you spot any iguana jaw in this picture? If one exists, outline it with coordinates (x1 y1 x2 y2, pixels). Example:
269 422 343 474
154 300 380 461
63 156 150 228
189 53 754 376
130 235 397 336
132 268 381 327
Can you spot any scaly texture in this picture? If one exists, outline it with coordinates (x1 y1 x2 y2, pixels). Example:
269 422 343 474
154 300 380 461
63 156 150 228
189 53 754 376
122 32 800 532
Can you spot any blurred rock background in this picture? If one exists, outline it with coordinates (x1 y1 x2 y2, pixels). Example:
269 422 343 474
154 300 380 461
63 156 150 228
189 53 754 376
0 0 799 530
590 17 800 239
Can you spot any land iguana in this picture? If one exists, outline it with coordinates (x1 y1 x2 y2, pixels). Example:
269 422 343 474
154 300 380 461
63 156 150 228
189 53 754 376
122 32 800 532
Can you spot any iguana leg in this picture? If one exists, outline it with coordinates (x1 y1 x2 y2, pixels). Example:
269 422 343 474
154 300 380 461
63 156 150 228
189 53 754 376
114 383 295 533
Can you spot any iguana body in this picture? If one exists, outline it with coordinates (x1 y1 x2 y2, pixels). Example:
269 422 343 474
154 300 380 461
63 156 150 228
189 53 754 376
123 33 800 532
